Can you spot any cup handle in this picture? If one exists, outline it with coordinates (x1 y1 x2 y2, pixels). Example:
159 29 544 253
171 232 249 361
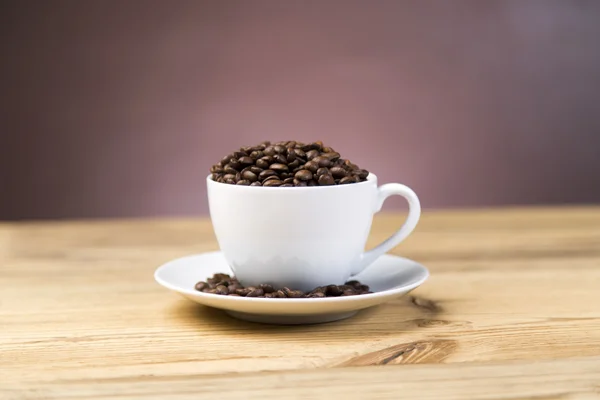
355 183 421 273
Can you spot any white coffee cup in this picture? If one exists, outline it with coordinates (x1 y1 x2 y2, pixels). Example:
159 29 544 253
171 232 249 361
206 173 420 292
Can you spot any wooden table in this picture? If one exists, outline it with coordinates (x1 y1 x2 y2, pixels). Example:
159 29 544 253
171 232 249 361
2 207 600 399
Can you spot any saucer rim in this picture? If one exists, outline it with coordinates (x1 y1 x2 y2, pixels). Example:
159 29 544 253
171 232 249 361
154 251 429 303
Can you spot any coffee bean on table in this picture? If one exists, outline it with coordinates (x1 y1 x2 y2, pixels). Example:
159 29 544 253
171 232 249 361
210 141 369 186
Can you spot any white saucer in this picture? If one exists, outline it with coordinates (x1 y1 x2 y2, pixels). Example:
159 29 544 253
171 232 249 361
154 251 429 325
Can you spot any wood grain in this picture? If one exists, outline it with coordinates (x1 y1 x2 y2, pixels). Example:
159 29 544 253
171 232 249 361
1 206 600 399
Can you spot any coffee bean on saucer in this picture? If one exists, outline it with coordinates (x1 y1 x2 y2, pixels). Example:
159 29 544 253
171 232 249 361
194 274 372 299
215 285 229 295
259 284 275 293
283 287 304 298
246 288 264 297
236 288 252 296
326 285 343 296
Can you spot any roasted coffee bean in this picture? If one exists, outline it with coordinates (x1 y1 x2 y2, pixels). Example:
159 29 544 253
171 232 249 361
223 165 237 174
250 181 262 186
211 141 369 186
263 175 280 183
286 148 296 162
236 180 250 185
236 288 253 296
304 161 318 173
246 288 264 297
229 293 241 297
345 280 361 289
249 150 264 160
256 158 270 169
259 169 277 180
215 285 229 295
270 163 288 172
283 287 304 298
229 159 242 170
316 167 329 177
264 146 277 156
323 151 340 161
228 284 240 294
241 170 258 182
312 156 331 168
318 174 335 186
263 179 283 187
288 159 300 169
273 154 287 164
293 148 307 159
196 274 371 298
294 170 313 181
330 166 347 178
326 285 343 296
306 149 319 160
239 156 254 166
280 183 293 187
221 154 234 166
210 165 223 173
259 284 275 293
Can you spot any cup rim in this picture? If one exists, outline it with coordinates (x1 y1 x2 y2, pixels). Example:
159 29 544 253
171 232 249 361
206 172 377 189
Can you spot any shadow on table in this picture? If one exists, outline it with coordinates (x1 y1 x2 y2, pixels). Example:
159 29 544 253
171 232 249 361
169 294 448 341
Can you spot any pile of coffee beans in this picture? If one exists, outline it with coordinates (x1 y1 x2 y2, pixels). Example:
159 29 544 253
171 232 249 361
194 273 372 298
210 141 369 187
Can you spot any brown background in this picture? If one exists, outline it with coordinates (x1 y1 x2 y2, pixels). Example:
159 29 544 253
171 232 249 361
1 0 600 220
